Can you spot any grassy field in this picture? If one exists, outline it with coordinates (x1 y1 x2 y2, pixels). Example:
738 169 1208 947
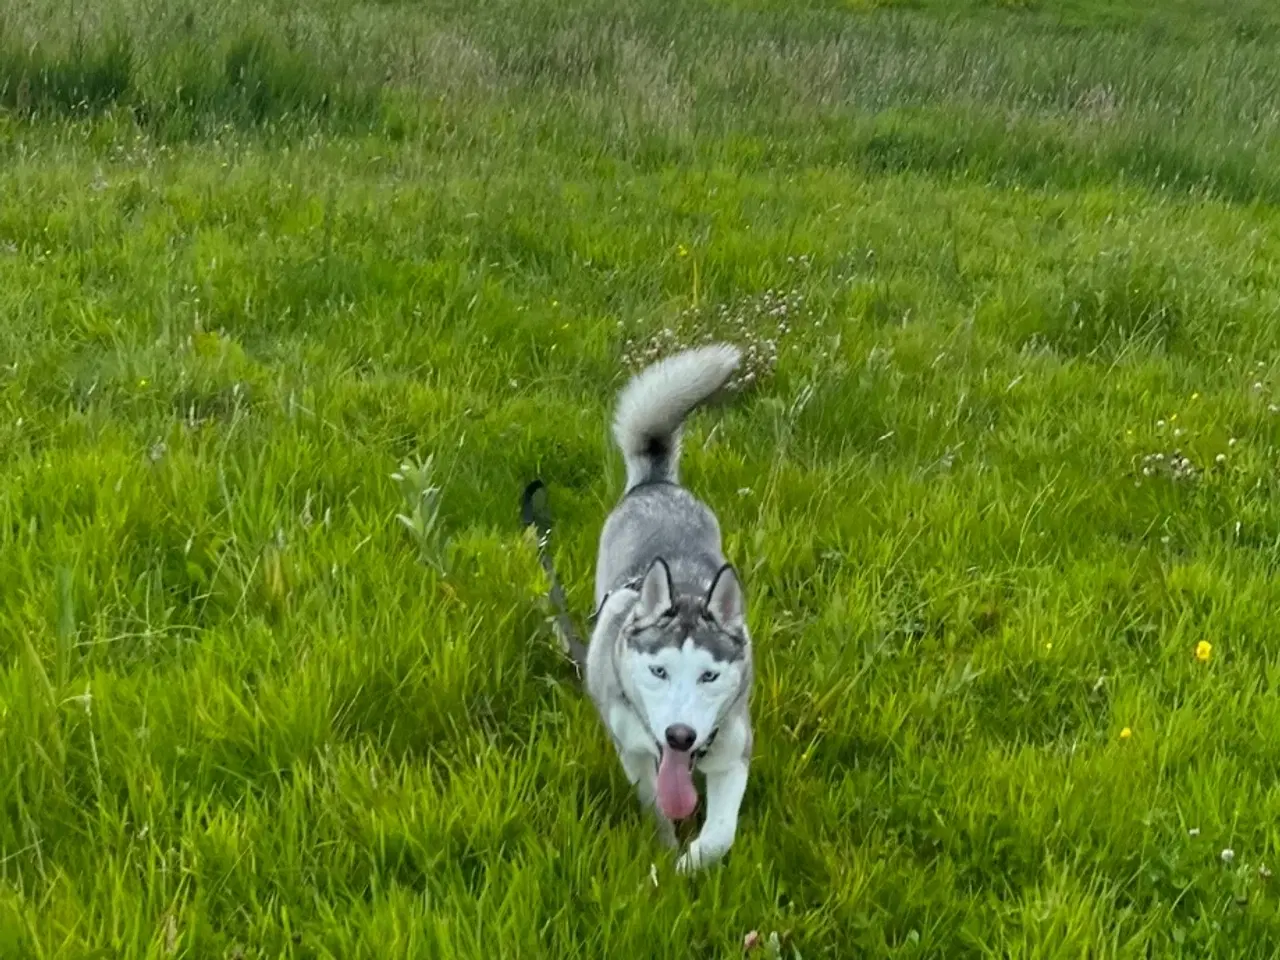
6 0 1280 954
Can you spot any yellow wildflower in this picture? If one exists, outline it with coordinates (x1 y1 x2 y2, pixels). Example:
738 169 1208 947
1120 727 1132 740
1195 640 1212 663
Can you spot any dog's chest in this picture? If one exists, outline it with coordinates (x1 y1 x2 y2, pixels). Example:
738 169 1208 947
606 700 658 757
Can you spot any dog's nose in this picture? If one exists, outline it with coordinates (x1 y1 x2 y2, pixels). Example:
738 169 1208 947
665 724 697 752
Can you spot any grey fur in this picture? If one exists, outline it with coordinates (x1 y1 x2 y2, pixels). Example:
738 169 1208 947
584 343 755 872
621 557 747 663
625 593 747 662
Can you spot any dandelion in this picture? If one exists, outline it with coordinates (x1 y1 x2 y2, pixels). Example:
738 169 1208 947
1120 727 1132 740
1195 640 1212 662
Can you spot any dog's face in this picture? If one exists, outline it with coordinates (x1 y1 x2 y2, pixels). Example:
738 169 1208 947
622 559 748 753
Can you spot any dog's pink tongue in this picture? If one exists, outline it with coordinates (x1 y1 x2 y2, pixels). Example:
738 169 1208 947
656 749 698 821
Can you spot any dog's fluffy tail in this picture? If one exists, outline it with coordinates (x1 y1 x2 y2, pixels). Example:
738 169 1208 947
613 343 741 492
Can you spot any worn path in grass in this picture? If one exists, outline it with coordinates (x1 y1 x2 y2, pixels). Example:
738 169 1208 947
4 0 1280 955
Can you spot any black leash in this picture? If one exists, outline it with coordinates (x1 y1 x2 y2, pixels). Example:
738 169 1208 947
521 480 589 676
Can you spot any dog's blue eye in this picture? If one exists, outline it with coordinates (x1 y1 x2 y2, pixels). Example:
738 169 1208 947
649 666 668 680
699 670 720 683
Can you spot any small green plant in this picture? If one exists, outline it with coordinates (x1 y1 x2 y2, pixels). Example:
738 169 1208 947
391 453 449 573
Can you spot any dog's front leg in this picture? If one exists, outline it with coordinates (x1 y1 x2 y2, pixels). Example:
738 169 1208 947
676 758 749 873
607 703 677 847
619 749 678 847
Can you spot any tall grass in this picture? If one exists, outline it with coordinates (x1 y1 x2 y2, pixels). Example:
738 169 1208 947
4 0 1280 955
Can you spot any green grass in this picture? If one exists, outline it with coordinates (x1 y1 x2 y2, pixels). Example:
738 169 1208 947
5 0 1280 955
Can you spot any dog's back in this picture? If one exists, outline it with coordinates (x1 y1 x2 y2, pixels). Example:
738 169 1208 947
595 344 740 606
595 483 723 607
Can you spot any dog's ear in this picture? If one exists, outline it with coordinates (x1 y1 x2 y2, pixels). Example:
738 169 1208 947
637 557 674 619
705 564 744 631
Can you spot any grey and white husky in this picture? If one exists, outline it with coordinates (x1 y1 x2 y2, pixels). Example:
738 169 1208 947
579 343 755 873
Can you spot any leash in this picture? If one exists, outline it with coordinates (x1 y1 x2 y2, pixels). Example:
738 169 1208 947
521 480 589 676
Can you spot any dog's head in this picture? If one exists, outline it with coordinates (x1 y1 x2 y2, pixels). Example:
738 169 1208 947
620 557 749 755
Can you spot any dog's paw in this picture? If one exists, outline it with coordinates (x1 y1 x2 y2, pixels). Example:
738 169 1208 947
675 843 715 874
676 832 736 873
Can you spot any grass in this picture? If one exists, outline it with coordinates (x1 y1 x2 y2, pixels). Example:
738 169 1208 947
4 0 1280 955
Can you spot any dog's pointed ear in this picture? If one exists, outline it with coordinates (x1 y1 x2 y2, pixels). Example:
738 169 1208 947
637 558 674 619
705 564 744 630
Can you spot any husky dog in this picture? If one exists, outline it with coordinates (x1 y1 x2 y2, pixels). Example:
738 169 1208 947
581 344 754 873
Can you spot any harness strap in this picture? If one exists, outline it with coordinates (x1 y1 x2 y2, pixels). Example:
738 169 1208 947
694 726 719 761
589 574 643 625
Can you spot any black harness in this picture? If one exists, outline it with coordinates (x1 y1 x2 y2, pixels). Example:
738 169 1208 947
694 727 718 761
